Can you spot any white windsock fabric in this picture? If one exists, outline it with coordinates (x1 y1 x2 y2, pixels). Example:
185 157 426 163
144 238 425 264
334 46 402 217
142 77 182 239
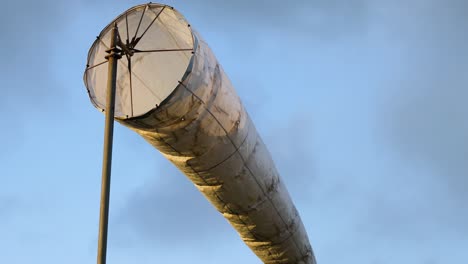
84 3 316 263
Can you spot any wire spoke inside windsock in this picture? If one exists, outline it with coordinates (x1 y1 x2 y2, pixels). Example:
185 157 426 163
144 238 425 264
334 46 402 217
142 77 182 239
125 11 130 45
133 48 193 53
86 60 108 70
132 6 166 48
126 54 134 117
132 5 147 44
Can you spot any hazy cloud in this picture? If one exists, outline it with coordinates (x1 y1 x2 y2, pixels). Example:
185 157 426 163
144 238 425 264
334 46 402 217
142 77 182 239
270 1 468 261
0 1 72 109
0 0 76 154
379 0 468 230
263 112 317 201
113 162 233 245
180 0 369 38
0 196 19 219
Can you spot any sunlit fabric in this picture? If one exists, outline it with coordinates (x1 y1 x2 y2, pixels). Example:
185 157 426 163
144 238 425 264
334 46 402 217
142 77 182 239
84 3 315 263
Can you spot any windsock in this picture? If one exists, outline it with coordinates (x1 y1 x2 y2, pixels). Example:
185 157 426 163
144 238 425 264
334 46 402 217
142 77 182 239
84 3 316 263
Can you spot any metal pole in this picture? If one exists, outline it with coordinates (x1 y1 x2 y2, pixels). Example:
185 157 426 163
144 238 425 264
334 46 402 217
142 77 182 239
97 23 120 264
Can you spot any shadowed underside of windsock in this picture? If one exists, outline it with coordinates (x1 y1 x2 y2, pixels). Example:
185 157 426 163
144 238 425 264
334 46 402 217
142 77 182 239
84 3 316 263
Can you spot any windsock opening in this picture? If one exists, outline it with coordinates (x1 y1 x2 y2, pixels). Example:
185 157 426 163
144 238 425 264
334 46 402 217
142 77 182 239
84 3 194 119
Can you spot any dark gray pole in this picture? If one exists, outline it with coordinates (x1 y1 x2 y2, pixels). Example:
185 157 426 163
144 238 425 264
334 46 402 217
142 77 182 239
97 23 120 264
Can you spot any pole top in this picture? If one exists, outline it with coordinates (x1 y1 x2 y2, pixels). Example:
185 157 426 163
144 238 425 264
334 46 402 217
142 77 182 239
84 3 194 119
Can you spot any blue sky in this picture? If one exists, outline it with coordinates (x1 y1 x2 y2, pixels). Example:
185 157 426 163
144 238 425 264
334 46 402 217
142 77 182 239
1 1 468 263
